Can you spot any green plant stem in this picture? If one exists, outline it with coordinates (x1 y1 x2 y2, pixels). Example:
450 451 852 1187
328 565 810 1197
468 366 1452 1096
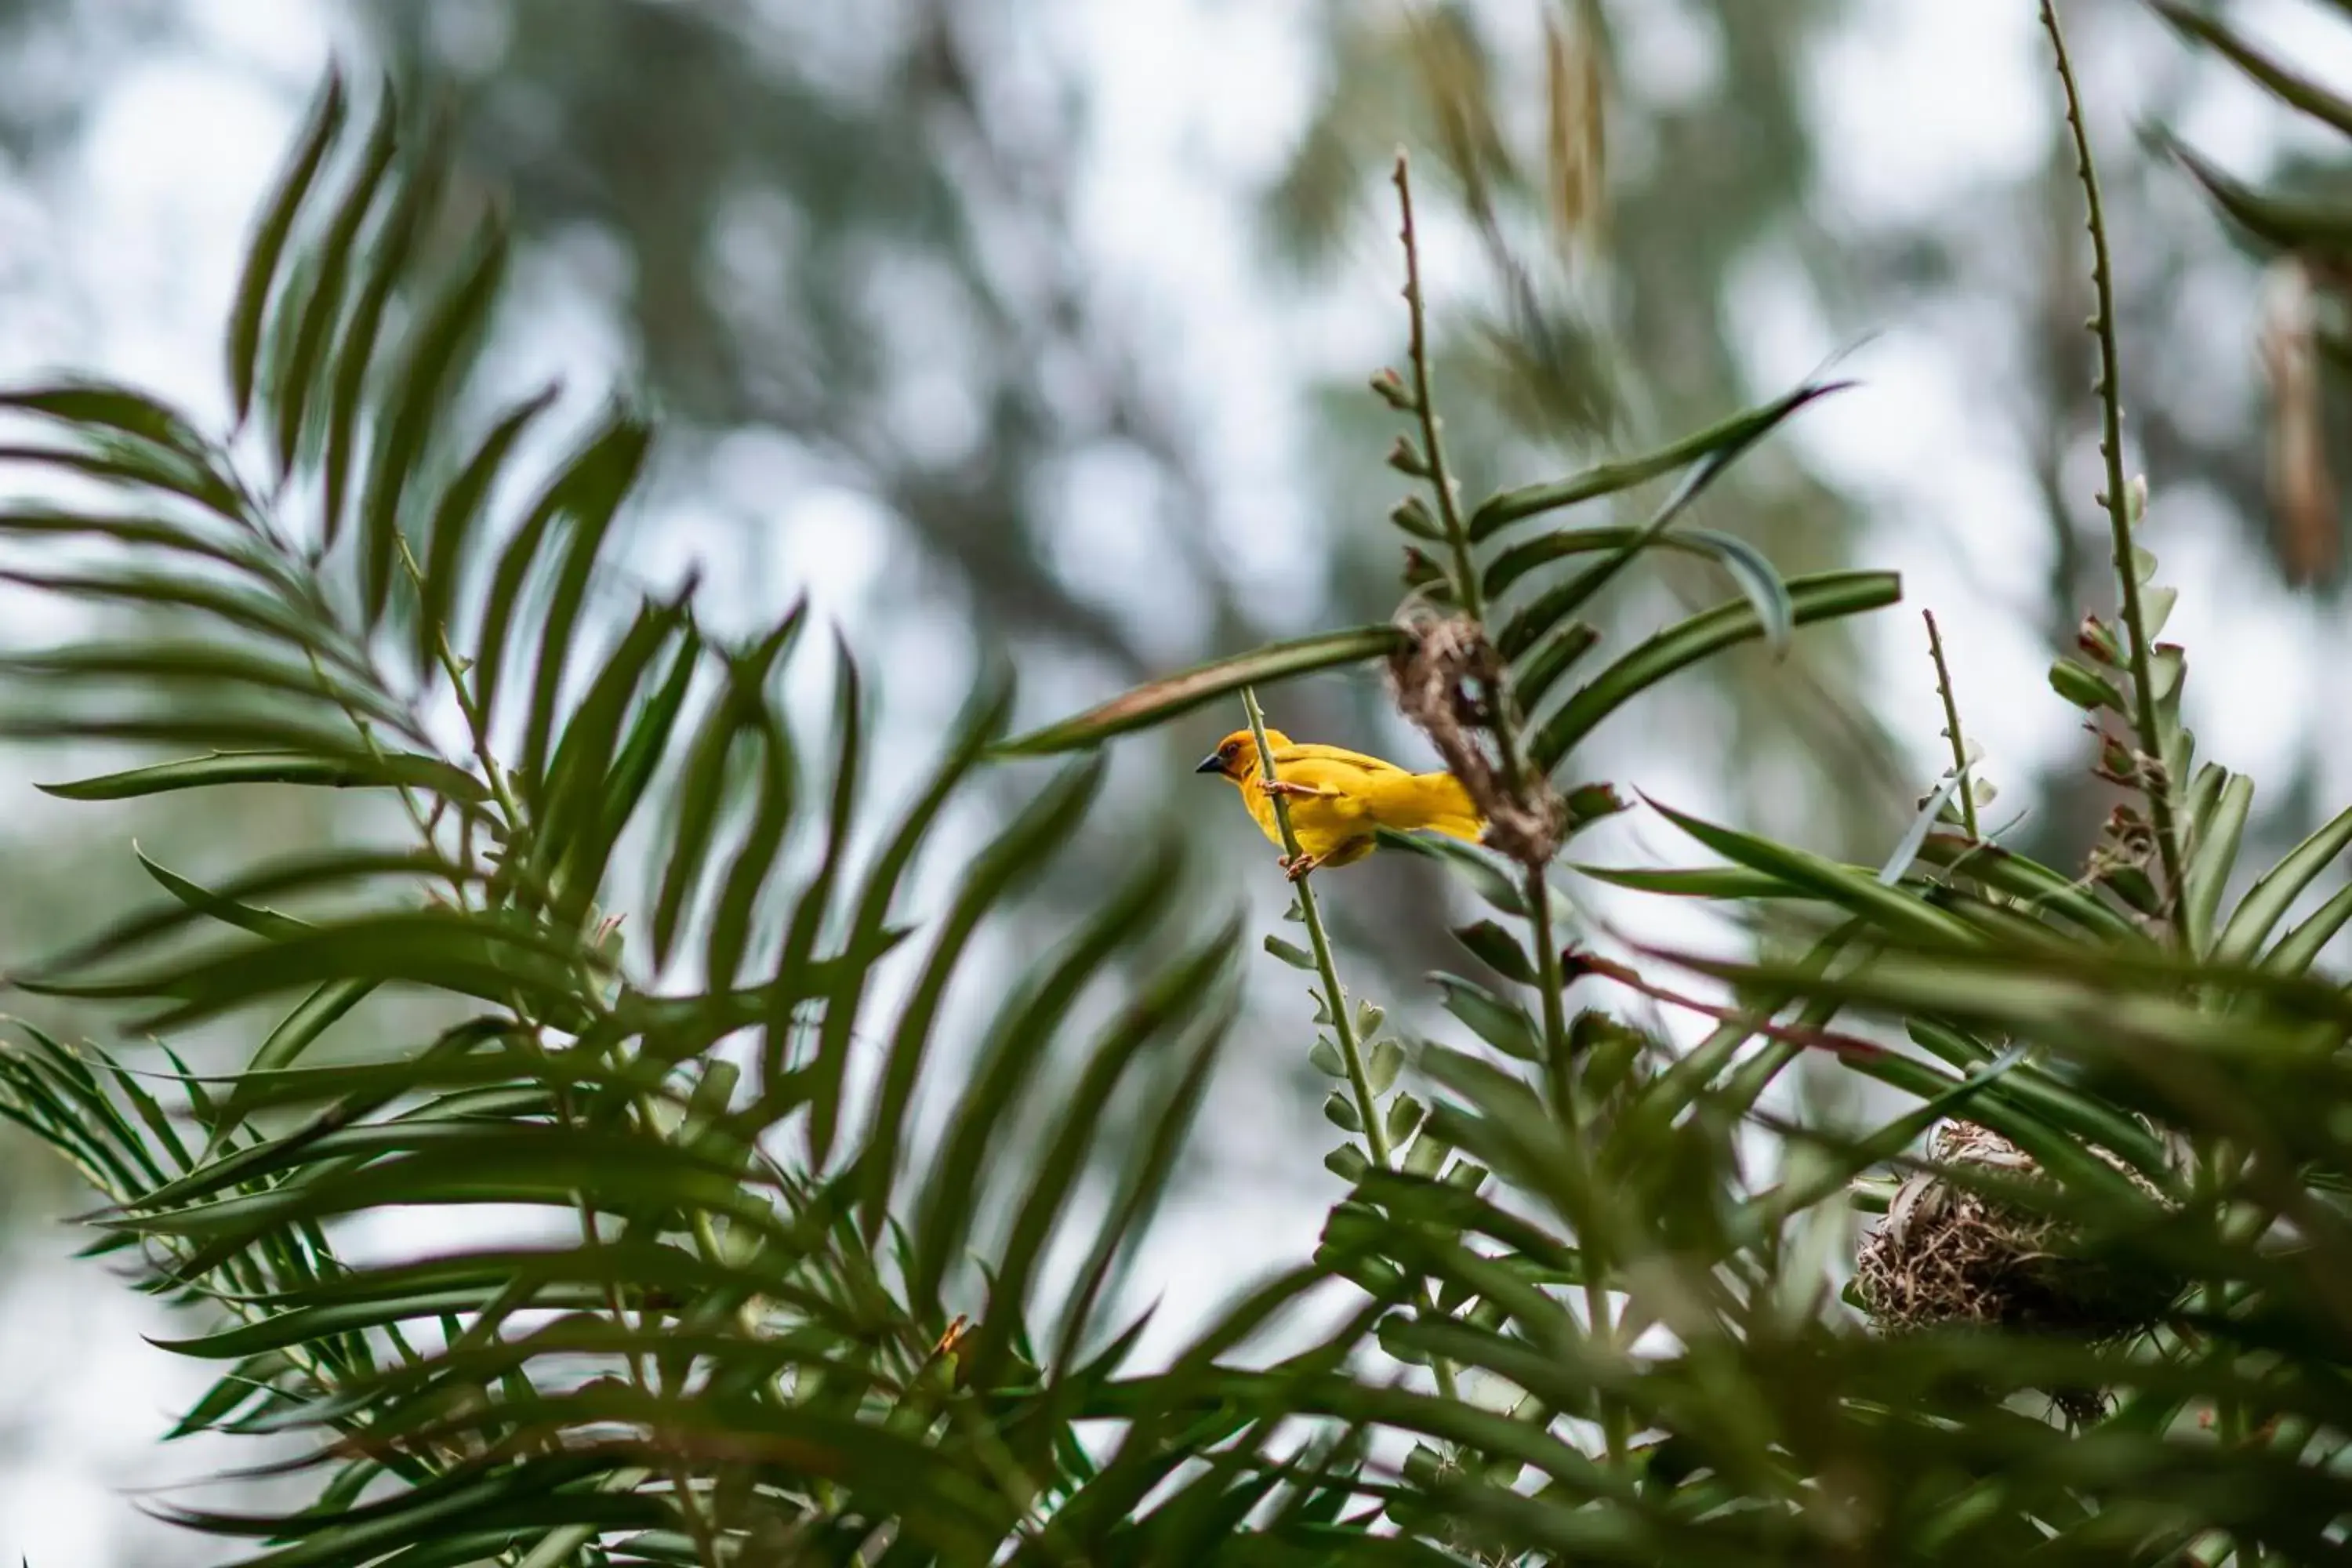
1922 610 1980 841
1525 869 1577 1116
1393 154 1541 830
1392 154 1481 627
1522 858 1623 1465
1242 687 1388 1167
1241 688 1461 1405
2039 0 2188 928
1391 158 1556 1421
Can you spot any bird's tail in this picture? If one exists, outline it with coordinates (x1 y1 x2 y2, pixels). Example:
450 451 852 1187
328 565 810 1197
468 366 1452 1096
1376 771 1485 844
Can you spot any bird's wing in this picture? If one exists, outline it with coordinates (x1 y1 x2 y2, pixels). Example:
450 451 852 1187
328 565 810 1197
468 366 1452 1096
1359 770 1483 839
1272 755 1388 795
1272 742 1409 775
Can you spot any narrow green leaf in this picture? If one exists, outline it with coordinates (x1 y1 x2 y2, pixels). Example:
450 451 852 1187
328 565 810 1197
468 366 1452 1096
168 1352 290 1439
1644 794 1980 949
133 849 310 943
270 89 400 478
1434 975 1542 1062
1679 528 1796 658
0 506 272 580
1453 920 1537 984
0 564 343 664
1483 524 1670 597
8 861 442 1071
126 1128 766 1252
36 750 486 804
1366 1040 1405 1094
702 706 795 995
0 641 411 732
807 655 995 1164
2165 135 2352 251
1530 571 1900 771
360 217 510 625
1323 1091 1363 1132
542 608 700 922
962 927 1239 1392
1370 828 1526 916
469 413 639 742
206 978 379 1151
228 71 347 423
1052 1018 1231 1373
2265 882 2352 976
1264 933 1316 970
911 837 1181 1314
2156 3 2352 139
151 1457 670 1557
650 649 770 970
1675 941 2343 1062
1497 572 1606 660
148 1284 623 1363
2216 804 2352 966
996 626 1410 755
1571 862 1791 899
412 383 560 682
0 1025 169 1194
2183 771 2254 953
0 710 399 760
0 382 212 459
1468 379 1849 542
16 909 584 1035
856 757 1104 1236
665 619 797 970
323 113 450 546
1511 620 1601 713
0 442 242 525
520 412 652 791
761 626 866 1098
1487 526 1791 658
92 1046 191 1174
1911 833 2147 946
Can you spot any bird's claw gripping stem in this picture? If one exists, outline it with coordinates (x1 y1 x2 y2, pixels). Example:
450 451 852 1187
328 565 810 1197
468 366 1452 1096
1279 852 1323 882
1261 779 1333 800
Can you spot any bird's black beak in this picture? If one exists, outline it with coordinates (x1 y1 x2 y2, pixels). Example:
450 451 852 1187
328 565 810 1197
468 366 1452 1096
1194 753 1225 776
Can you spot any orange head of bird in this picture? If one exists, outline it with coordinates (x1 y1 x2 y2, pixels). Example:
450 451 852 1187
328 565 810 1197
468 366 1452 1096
1195 728 1290 782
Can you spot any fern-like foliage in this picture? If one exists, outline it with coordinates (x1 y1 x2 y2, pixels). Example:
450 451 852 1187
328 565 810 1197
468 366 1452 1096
0 74 1376 1566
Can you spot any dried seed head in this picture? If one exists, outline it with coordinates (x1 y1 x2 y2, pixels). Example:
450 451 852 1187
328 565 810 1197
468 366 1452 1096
1386 611 1567 866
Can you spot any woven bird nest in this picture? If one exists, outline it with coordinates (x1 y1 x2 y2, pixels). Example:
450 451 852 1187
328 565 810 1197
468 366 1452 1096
1855 1122 2178 1342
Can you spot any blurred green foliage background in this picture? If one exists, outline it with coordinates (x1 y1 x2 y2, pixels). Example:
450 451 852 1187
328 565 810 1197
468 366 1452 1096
1 2 2344 1559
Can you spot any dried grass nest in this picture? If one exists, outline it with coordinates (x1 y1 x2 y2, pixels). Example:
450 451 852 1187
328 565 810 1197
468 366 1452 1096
1855 1121 2180 1342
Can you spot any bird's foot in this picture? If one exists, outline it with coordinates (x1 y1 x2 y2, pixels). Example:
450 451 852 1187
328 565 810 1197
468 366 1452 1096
1280 852 1323 882
1261 779 1334 800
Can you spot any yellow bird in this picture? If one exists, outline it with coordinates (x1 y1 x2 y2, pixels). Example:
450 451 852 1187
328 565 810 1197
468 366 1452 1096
1195 728 1484 880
